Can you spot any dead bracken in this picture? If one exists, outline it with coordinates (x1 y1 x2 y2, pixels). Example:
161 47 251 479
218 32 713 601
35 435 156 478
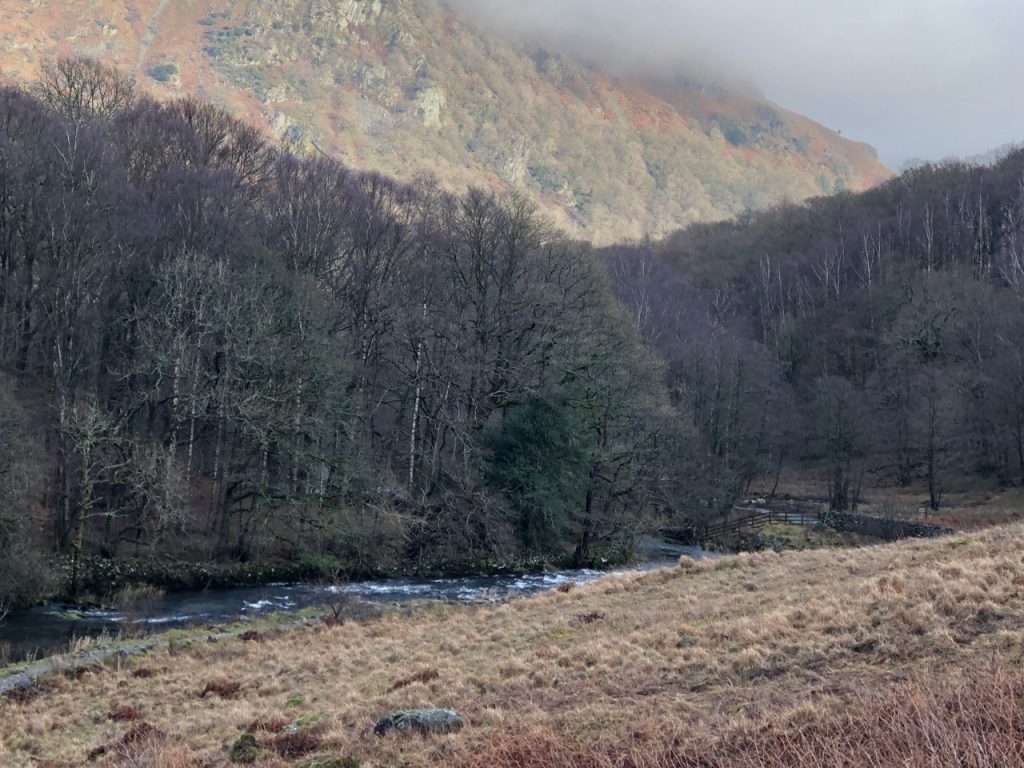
108 704 140 722
198 679 241 699
387 668 440 692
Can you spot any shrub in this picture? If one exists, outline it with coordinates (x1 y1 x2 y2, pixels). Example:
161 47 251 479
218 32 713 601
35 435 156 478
720 120 749 147
148 63 178 82
246 716 289 733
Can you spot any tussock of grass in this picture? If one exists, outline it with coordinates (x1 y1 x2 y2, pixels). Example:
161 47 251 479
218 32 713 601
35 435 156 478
197 678 241 699
5 524 1024 767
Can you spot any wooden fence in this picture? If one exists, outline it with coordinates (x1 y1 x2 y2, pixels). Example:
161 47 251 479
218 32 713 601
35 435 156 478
688 502 955 544
700 505 823 541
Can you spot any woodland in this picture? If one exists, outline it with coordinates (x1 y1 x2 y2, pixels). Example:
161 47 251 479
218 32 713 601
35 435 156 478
606 145 1024 515
0 58 719 604
2 57 1023 605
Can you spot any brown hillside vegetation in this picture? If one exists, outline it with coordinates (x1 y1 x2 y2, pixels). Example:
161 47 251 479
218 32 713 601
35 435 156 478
4 525 1024 766
0 0 891 243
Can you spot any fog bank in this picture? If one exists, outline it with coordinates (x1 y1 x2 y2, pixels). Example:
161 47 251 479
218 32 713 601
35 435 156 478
449 0 1024 165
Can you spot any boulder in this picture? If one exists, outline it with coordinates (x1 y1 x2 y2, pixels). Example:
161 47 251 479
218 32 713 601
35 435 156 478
373 708 464 736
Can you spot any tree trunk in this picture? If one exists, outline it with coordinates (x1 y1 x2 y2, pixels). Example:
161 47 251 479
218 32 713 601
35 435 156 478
70 439 93 597
574 476 596 568
769 448 785 498
1016 405 1024 486
408 314 425 489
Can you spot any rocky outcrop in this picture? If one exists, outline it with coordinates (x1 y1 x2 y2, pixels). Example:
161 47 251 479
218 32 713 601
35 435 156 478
414 86 446 128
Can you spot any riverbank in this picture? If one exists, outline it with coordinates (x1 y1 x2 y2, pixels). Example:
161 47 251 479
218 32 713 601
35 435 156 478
0 539 710 665
46 546 641 606
3 524 1020 767
0 608 328 697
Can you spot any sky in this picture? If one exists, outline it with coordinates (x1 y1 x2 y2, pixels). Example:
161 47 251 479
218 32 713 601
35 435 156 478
450 0 1024 167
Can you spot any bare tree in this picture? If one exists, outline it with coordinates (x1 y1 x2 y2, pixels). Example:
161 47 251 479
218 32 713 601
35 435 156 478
66 397 126 595
34 56 137 122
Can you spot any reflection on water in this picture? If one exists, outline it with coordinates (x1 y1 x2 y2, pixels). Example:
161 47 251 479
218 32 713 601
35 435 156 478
0 539 712 664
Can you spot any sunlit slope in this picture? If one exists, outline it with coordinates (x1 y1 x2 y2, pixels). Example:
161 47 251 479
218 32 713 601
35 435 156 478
0 0 891 242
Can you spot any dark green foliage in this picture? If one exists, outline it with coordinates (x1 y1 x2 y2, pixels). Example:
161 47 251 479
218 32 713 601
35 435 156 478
229 733 260 764
723 125 749 147
147 63 178 82
486 397 593 552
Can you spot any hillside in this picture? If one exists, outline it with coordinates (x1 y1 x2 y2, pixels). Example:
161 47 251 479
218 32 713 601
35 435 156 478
0 0 890 243
3 525 1023 766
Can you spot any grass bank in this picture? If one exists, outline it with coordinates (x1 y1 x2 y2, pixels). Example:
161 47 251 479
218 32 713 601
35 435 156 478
4 525 1024 767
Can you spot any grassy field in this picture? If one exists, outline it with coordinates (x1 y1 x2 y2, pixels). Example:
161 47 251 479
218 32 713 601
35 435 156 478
5 525 1024 767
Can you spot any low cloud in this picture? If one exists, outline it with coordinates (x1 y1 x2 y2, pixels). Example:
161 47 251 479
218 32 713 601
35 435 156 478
448 0 1024 165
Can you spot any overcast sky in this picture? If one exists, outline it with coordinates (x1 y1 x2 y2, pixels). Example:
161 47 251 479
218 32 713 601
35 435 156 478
450 0 1024 167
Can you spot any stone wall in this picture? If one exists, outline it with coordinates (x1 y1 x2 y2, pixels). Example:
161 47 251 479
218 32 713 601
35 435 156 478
822 512 954 541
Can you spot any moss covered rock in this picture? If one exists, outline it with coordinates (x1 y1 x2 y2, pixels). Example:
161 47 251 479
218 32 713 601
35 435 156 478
373 708 464 737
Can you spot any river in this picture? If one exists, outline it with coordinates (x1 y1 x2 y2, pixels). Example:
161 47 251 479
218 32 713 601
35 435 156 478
0 538 713 664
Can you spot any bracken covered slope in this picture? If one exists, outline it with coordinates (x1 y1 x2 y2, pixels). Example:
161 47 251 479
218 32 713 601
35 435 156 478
0 0 891 243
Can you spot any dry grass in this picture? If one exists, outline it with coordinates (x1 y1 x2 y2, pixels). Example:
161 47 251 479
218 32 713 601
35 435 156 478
456 666 1024 767
5 524 1024 767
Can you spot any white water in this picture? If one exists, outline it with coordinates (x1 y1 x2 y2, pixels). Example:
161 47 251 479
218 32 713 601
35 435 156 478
0 539 713 664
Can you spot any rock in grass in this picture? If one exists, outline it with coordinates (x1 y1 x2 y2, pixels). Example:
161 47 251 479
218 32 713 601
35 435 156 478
228 733 260 764
373 708 464 736
297 757 361 768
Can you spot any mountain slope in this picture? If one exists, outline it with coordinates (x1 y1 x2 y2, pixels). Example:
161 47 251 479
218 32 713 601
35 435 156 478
0 0 891 242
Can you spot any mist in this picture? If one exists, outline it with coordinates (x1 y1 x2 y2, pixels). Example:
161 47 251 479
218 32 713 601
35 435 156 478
447 0 1024 166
